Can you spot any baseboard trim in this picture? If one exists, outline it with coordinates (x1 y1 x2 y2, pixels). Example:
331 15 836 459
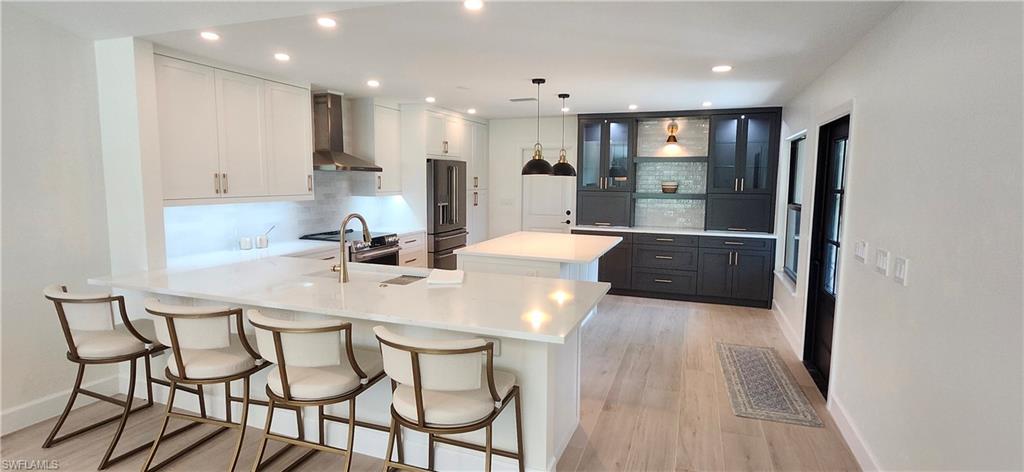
827 394 879 471
1 374 120 435
771 300 803 357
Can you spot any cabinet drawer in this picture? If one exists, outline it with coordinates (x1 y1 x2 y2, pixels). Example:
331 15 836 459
398 232 427 251
633 245 698 271
571 230 633 245
634 233 698 247
399 248 428 267
700 236 774 250
631 268 697 295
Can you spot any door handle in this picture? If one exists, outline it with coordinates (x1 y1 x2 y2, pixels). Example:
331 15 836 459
221 173 228 194
214 173 221 194
654 255 673 260
564 220 571 224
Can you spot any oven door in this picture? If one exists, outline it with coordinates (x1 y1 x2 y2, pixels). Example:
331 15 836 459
350 246 400 266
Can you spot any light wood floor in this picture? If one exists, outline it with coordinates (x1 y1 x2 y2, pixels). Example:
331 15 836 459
1 295 858 471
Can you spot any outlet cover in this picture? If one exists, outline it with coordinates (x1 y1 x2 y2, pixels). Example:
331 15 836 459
894 256 909 286
875 249 890 276
854 240 868 263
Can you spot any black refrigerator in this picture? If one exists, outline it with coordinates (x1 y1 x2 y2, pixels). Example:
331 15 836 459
426 159 467 269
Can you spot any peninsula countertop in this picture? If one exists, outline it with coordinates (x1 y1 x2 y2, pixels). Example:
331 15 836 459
572 225 779 239
455 231 623 264
89 256 609 344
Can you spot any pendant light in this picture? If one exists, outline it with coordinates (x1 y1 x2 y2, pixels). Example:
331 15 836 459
521 78 553 175
552 93 577 176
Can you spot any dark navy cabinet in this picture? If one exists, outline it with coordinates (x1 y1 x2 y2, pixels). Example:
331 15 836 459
705 194 774 232
576 192 631 227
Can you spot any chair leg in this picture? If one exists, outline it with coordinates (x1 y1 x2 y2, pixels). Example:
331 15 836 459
227 376 251 472
41 363 85 448
484 424 493 472
396 423 404 463
318 405 326 446
427 433 435 470
197 384 207 418
381 416 397 472
250 396 275 472
224 380 233 423
97 358 138 469
142 380 178 472
144 353 155 407
342 399 356 472
294 404 305 441
514 387 525 472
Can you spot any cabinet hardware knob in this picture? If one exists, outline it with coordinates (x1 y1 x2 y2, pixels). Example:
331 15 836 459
654 279 673 283
654 255 673 260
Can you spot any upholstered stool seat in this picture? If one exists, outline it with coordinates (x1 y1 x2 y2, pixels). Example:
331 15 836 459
266 348 383 401
393 370 515 426
165 340 257 379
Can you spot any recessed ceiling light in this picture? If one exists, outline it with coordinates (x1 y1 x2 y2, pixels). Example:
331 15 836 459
467 108 477 114
425 96 436 103
317 17 337 28
561 106 570 113
712 65 733 73
366 80 380 88
702 101 713 107
628 104 638 110
200 31 220 41
274 53 290 62
464 0 483 10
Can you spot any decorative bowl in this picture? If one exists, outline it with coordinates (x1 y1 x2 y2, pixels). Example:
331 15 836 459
661 181 679 193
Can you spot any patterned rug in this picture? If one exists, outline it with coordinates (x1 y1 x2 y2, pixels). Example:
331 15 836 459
715 342 823 427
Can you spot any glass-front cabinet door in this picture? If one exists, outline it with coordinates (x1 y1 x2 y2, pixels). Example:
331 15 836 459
578 119 603 190
741 113 775 194
577 118 634 192
708 113 777 194
708 114 741 193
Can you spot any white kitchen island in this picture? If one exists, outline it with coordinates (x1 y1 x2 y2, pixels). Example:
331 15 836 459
455 231 623 282
89 257 608 472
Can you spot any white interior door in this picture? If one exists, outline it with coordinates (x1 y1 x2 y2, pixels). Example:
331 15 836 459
521 147 576 233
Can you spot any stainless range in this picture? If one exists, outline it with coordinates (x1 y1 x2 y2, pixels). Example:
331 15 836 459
300 230 400 265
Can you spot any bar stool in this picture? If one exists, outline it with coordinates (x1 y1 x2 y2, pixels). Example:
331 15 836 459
41 285 188 470
246 310 389 472
374 326 524 472
141 300 268 472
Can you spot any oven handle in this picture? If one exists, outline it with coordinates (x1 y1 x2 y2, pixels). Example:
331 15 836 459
350 245 400 262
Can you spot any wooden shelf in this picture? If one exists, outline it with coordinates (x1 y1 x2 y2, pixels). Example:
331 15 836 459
633 193 706 200
634 156 708 163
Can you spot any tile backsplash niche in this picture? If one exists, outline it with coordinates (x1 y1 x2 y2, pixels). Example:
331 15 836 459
163 171 416 258
633 161 706 229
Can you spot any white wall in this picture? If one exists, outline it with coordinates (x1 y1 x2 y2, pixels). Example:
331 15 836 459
772 3 1022 470
1 6 118 433
488 116 577 237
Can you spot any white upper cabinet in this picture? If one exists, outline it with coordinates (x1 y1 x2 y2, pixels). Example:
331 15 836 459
214 69 266 197
264 81 313 196
155 56 220 200
350 99 401 196
467 121 489 190
425 111 465 159
155 55 313 204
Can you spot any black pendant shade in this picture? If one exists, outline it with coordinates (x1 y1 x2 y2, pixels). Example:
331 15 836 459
552 93 577 176
522 78 553 175
523 157 554 175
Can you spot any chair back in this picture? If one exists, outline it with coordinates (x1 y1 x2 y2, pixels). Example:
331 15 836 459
144 299 259 380
373 326 488 392
43 284 115 333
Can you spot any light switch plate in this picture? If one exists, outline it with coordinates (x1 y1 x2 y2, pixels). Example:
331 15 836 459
875 249 890 276
854 241 868 263
894 256 909 286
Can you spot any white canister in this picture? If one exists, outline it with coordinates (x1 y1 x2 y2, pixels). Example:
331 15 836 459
239 237 253 250
255 235 269 249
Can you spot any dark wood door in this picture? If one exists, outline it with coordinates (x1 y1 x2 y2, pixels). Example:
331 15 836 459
707 114 741 193
697 248 733 298
731 250 772 301
576 191 631 226
599 240 632 290
804 115 850 397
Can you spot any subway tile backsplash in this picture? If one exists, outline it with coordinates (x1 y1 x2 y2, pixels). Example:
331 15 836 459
634 198 705 228
635 162 707 194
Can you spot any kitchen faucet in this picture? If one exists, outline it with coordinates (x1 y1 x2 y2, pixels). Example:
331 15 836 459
331 213 371 283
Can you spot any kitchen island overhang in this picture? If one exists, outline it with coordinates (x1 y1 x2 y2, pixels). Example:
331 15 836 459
89 257 609 471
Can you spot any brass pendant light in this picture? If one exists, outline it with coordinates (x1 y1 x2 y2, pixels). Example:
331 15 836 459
521 78 553 175
552 93 577 176
666 120 680 143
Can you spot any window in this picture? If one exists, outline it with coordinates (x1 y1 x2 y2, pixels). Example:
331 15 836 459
783 137 805 281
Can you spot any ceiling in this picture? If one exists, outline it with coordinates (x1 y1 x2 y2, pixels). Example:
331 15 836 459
14 1 899 119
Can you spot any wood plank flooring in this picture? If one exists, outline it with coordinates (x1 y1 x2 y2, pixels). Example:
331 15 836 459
1 294 859 471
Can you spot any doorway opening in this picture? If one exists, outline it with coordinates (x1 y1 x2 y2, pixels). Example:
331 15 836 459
803 114 850 397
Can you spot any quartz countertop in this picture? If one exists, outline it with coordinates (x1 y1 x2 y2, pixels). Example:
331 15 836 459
455 231 623 264
166 239 338 270
89 257 609 344
572 225 778 239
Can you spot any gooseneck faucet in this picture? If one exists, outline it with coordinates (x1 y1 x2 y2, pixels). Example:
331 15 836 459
331 213 371 283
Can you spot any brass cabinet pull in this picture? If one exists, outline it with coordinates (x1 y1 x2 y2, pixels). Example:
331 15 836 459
443 140 448 154
654 279 673 283
377 175 382 190
734 178 739 191
654 255 673 260
214 173 221 194
221 173 228 193
474 176 479 188
594 222 611 226
473 191 479 206
727 227 748 231
734 252 740 266
740 178 745 192
404 239 418 244
404 258 417 264
655 238 674 242
723 241 745 246
728 252 734 265
307 174 313 192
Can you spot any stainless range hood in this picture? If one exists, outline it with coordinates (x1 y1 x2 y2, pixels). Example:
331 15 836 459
312 92 382 172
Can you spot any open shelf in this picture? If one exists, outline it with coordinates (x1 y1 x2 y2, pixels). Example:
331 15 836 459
633 193 706 200
634 156 708 163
